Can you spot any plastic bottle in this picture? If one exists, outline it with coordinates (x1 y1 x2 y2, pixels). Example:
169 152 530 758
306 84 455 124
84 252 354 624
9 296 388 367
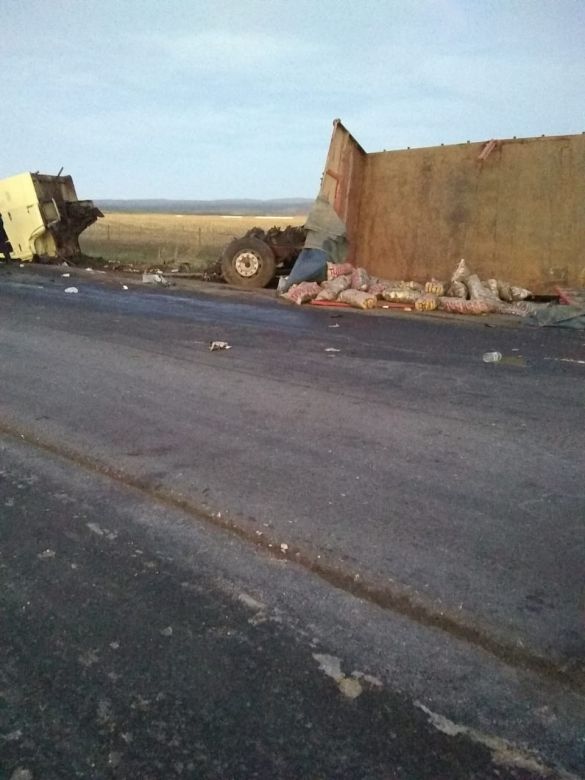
482 351 502 363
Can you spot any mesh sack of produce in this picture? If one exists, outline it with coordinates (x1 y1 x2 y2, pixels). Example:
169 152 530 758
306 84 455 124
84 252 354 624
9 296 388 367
485 279 500 297
327 262 355 280
451 258 471 283
438 297 492 315
497 300 538 317
496 280 514 302
466 274 501 311
446 280 468 298
402 280 424 292
350 267 371 291
368 281 392 298
316 274 351 301
425 280 446 296
415 294 439 312
283 281 322 305
382 288 421 304
510 285 532 301
338 289 377 309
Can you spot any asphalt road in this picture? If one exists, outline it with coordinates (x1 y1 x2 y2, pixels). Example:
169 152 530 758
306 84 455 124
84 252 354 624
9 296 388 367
0 265 584 778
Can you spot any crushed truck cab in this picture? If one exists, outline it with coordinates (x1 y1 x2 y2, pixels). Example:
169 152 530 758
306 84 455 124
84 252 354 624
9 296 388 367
0 172 102 262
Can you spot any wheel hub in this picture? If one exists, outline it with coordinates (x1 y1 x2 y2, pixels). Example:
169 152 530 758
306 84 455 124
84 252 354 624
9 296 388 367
234 250 261 278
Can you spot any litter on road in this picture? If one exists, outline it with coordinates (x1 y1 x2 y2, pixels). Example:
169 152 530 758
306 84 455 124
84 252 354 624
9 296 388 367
142 272 170 286
482 352 503 363
209 341 232 352
64 287 78 294
62 273 70 278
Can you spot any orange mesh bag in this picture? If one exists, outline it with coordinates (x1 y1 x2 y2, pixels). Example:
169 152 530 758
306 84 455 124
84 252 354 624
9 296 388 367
327 262 355 280
350 267 371 291
283 281 322 305
315 275 352 301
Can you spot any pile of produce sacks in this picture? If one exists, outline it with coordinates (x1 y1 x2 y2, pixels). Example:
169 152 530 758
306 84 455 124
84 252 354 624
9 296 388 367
281 259 536 317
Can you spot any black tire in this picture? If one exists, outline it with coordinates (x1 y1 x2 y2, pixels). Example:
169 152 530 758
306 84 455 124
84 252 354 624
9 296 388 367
221 237 276 289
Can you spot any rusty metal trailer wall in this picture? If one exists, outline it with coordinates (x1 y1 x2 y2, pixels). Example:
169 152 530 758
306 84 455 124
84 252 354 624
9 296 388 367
319 120 366 255
320 122 585 292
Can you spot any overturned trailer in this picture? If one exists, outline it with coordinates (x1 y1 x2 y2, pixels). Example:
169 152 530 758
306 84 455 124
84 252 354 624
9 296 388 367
0 172 102 262
316 120 585 293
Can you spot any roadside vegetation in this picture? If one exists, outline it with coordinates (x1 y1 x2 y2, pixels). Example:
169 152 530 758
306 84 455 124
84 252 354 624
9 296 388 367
79 212 306 271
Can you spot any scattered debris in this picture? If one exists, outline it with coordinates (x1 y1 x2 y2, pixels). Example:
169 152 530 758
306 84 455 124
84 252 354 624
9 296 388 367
2 729 23 742
415 702 573 778
544 357 585 366
160 626 173 637
209 341 231 352
37 549 56 559
86 522 118 540
338 677 363 699
9 768 33 780
61 272 70 278
483 352 503 363
328 323 340 328
64 286 78 294
324 347 340 353
142 272 169 286
237 593 266 611
78 648 100 667
313 653 343 682
313 653 366 699
122 284 129 290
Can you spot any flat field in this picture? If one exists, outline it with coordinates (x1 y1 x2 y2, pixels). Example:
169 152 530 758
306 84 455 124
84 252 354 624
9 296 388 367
80 212 306 269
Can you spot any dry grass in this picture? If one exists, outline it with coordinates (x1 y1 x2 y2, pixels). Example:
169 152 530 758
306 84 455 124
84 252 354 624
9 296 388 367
79 211 307 269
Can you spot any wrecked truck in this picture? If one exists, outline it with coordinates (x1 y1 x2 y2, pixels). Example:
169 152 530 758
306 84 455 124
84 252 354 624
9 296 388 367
221 224 306 288
0 171 102 263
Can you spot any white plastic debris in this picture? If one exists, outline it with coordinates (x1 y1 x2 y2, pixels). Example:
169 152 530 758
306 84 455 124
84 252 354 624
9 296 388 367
62 272 70 278
142 272 169 286
122 285 129 290
64 287 78 294
324 347 341 353
209 341 232 352
482 351 502 363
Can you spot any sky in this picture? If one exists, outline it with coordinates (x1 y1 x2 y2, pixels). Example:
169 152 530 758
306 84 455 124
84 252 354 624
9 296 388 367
1 0 584 199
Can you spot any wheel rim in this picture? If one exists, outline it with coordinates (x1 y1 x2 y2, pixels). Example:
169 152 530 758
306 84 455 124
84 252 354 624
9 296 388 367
234 250 261 278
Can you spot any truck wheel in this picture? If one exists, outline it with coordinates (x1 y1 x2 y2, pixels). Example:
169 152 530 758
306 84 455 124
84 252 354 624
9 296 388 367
221 237 276 288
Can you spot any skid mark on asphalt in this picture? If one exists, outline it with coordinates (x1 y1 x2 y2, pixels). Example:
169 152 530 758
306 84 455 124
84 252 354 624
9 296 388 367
416 703 582 780
0 420 584 697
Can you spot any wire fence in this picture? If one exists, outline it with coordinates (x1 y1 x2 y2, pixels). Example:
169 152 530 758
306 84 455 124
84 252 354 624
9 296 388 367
80 214 305 269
